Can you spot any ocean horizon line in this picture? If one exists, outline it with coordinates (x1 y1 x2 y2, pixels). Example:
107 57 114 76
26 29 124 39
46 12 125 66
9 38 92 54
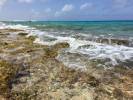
1 20 133 22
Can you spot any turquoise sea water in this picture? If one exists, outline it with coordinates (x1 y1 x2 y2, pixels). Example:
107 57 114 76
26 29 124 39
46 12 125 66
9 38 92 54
4 21 133 38
1 21 133 68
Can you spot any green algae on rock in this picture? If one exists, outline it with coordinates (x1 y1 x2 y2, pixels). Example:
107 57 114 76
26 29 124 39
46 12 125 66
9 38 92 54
43 42 70 58
27 36 37 41
52 42 70 50
0 60 19 97
0 28 133 100
18 32 28 36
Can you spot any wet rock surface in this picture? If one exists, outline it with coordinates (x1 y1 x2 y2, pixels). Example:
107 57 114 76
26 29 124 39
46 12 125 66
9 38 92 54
0 29 133 100
95 37 131 46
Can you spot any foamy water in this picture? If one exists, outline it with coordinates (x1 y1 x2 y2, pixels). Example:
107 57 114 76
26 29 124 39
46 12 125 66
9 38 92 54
0 22 29 30
1 21 133 69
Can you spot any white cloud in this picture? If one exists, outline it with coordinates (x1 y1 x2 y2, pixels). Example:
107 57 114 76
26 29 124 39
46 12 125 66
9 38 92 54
29 9 41 19
114 0 129 8
0 0 7 11
80 3 93 10
18 0 33 3
31 9 40 15
45 8 51 13
62 4 74 12
55 11 62 17
0 0 7 8
55 4 74 17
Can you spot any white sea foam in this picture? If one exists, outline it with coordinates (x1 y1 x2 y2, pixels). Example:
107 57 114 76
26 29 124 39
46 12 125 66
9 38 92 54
1 22 133 68
0 22 6 29
0 23 29 30
76 44 133 65
33 31 133 66
29 27 133 67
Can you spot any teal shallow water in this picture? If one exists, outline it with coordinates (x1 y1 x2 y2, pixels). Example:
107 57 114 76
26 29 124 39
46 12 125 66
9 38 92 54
1 21 133 68
4 21 133 38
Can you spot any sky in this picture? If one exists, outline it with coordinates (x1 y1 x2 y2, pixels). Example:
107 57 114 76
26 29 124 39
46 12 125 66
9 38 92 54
0 0 133 21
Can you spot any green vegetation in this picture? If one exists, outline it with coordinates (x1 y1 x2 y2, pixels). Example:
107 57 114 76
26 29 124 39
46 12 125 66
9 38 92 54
0 60 19 97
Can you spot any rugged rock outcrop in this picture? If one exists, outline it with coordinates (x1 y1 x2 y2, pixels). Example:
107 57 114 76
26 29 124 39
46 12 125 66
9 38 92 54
0 29 133 100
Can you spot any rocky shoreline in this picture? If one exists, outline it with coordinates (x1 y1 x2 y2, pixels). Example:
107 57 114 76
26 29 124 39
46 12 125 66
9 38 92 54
0 29 133 100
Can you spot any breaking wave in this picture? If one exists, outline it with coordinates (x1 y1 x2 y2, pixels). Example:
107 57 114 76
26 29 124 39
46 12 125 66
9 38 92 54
1 22 133 69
